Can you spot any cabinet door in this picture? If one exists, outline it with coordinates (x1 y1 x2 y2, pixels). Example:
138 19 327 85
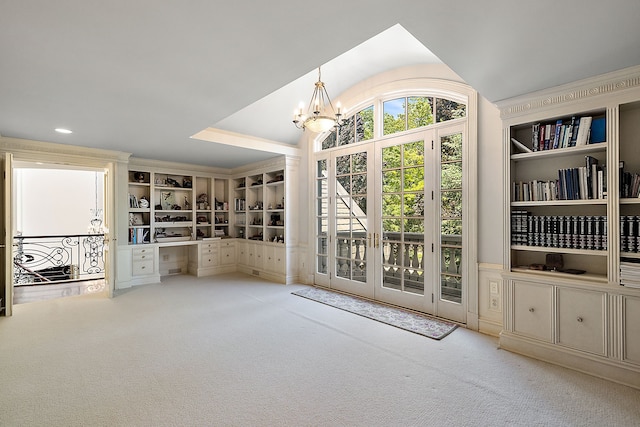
264 246 285 275
512 280 553 343
624 295 640 365
253 243 264 270
237 241 248 266
557 287 606 356
220 243 235 266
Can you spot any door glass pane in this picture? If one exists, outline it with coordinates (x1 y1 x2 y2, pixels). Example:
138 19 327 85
335 151 368 283
382 145 401 169
381 140 425 295
382 170 401 193
382 194 401 217
315 159 329 276
440 133 463 303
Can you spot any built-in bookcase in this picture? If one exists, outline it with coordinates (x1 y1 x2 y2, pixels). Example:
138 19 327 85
499 67 640 388
127 169 228 244
507 108 609 282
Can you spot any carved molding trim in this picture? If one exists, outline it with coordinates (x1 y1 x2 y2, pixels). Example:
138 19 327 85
498 66 640 119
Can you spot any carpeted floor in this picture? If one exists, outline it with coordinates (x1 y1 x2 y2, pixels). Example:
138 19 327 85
292 286 457 339
1 273 640 426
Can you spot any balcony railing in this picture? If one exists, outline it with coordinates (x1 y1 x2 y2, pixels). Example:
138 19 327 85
13 234 106 286
320 231 462 302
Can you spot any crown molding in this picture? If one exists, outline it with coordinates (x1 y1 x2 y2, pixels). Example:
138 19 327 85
496 65 640 120
0 136 131 164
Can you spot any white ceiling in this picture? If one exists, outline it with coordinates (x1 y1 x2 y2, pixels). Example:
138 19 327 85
1 1 639 168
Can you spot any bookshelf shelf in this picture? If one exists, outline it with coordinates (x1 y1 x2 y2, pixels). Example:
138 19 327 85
620 198 640 205
511 245 607 256
511 199 607 207
511 142 607 161
509 267 608 283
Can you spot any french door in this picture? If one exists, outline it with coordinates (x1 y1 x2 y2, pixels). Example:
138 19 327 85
314 145 375 299
314 124 466 322
375 132 435 313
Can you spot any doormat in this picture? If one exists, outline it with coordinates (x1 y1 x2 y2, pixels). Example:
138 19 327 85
292 287 457 340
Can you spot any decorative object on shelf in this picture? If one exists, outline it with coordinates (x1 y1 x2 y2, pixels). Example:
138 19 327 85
215 198 224 210
545 253 564 271
160 192 175 210
134 171 146 182
129 213 143 226
166 177 181 187
138 196 149 209
293 67 344 133
183 178 192 188
183 195 191 210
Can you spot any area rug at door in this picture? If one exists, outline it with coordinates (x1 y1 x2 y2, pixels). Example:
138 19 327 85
292 287 457 340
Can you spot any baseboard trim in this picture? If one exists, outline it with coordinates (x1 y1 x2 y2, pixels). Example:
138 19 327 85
500 332 640 389
478 319 502 337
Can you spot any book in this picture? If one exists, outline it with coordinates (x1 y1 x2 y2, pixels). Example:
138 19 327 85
552 119 563 149
575 116 592 146
570 117 580 146
532 123 540 151
590 116 606 143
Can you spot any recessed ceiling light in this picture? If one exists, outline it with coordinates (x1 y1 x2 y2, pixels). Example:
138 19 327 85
55 128 73 134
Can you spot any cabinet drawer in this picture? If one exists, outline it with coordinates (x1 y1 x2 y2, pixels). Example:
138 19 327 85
557 287 606 356
132 259 154 276
201 253 218 267
132 247 153 261
220 240 235 248
512 281 553 343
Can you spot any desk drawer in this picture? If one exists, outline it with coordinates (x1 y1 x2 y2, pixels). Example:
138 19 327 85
201 254 218 267
132 259 154 276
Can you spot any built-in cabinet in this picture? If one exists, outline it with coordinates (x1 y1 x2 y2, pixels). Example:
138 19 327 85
117 156 299 288
499 67 640 388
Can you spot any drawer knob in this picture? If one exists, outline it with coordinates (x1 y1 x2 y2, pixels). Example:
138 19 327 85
577 317 583 323
529 307 535 313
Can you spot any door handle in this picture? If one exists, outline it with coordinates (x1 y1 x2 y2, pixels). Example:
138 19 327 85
375 233 380 248
368 233 372 247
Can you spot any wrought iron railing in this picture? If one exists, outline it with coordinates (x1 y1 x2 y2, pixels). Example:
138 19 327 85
13 234 106 286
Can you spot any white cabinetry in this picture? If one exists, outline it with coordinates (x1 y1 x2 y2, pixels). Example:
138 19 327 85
231 156 299 283
498 67 640 388
512 280 553 343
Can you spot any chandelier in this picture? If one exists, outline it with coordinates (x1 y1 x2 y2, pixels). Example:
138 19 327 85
293 67 343 133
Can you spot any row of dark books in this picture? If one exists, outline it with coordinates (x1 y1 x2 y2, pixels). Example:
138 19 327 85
620 258 640 288
530 116 605 152
513 156 606 201
620 161 640 198
511 212 608 251
234 198 246 212
620 216 640 253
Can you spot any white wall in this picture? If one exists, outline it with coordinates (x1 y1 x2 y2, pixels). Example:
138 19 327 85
15 168 104 236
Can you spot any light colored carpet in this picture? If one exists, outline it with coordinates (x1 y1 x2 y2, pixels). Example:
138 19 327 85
1 272 639 426
292 286 457 339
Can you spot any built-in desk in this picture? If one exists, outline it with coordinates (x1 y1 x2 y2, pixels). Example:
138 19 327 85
116 239 236 289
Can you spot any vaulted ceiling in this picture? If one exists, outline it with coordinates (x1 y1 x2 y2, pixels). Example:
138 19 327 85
1 1 639 168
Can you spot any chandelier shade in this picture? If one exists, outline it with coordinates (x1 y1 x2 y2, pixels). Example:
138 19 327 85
293 67 342 133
